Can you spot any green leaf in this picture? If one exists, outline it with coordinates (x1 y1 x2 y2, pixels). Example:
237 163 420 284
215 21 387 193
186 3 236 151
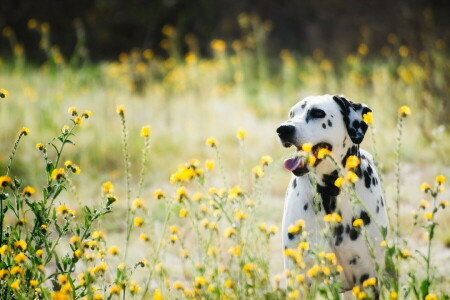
420 279 430 298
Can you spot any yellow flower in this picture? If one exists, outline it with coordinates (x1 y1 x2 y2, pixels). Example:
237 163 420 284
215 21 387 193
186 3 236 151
0 88 9 98
436 174 446 185
0 176 12 187
57 205 69 214
68 107 78 116
58 274 68 285
110 285 122 295
260 155 273 166
14 240 27 251
346 171 359 183
14 252 27 264
22 186 36 196
61 125 70 133
211 39 226 51
173 281 184 290
252 166 264 178
116 105 125 115
224 279 234 288
398 105 411 117
205 159 215 171
358 43 369 55
224 227 237 238
401 249 411 258
363 112 373 124
169 234 178 243
153 189 165 200
102 181 114 194
51 168 66 181
81 110 93 118
334 177 345 187
134 217 144 227
19 127 30 136
425 294 437 300
140 233 150 242
10 279 20 290
299 242 309 250
140 126 151 137
302 143 313 152
269 225 279 234
362 277 377 287
353 219 364 227
11 266 24 276
236 128 247 140
35 143 45 150
346 155 360 169
93 293 103 300
419 200 430 209
36 249 43 256
74 116 83 125
424 212 432 221
380 240 387 247
132 198 144 210
358 291 368 299
306 265 320 277
179 208 188 217
205 137 217 147
129 281 141 294
317 148 332 159
440 200 449 208
92 231 104 240
0 245 8 255
0 269 8 280
323 213 342 223
420 183 431 192
390 291 398 299
193 276 208 288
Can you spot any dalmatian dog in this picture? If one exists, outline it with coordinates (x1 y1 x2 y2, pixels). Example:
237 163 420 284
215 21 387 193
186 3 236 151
277 95 388 295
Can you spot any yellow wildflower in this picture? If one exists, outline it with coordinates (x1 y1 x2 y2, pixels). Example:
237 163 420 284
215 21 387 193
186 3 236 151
299 242 309 250
19 127 30 136
317 148 332 159
57 205 69 214
380 240 387 247
140 126 151 137
211 39 226 51
306 264 320 277
302 143 313 152
14 240 27 251
51 168 65 181
401 249 411 258
346 171 359 183
102 181 114 194
36 249 43 256
193 276 208 288
132 198 144 210
0 269 8 280
68 107 77 116
22 186 36 197
14 252 27 264
0 176 12 187
74 116 83 125
353 219 364 227
390 291 398 299
173 281 184 290
362 277 377 287
346 155 360 169
58 274 68 285
236 128 247 140
260 155 273 166
224 227 237 238
334 177 345 187
110 285 121 295
363 112 373 124
134 217 144 227
129 281 141 294
420 182 431 192
35 143 45 150
116 105 125 115
153 189 166 200
436 174 446 185
224 279 234 288
398 105 411 117
269 225 279 234
205 137 217 147
11 266 24 276
81 110 93 118
252 166 264 178
0 245 8 255
0 88 9 98
140 233 150 242
440 200 449 208
424 212 432 221
425 294 437 300
10 279 20 290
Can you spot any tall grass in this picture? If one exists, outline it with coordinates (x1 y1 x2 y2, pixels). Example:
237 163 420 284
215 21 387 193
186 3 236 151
0 14 449 299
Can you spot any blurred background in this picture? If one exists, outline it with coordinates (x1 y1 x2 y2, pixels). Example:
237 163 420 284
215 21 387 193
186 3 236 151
0 0 449 272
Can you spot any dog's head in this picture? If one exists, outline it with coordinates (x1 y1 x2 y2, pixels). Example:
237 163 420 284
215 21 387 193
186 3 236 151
277 94 371 176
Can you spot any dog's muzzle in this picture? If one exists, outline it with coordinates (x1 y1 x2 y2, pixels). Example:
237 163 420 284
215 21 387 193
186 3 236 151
277 124 296 147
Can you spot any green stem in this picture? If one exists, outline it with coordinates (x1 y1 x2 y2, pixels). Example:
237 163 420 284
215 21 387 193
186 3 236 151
6 132 25 176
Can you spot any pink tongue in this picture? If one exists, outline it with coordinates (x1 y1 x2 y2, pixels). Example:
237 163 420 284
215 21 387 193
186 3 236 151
284 156 303 171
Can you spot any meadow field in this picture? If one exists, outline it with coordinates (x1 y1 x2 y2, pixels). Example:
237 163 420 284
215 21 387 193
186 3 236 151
0 20 449 299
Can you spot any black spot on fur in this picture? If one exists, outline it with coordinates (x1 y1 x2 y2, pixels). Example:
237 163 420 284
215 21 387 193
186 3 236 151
322 123 326 129
363 171 371 188
292 178 297 189
304 202 309 211
349 255 360 265
349 228 359 240
360 274 370 284
328 119 332 127
380 197 384 207
353 275 356 284
334 224 344 246
372 177 378 186
288 233 294 240
376 206 380 213
352 120 360 129
297 192 299 197
285 245 287 250
367 165 373 175
345 224 350 234
317 171 340 214
301 101 307 109
360 211 371 225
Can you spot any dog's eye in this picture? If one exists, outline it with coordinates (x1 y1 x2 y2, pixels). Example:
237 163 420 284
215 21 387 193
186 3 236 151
309 108 326 119
289 111 294 118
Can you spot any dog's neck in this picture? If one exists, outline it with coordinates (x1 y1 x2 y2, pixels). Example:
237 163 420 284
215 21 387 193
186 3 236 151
312 143 361 214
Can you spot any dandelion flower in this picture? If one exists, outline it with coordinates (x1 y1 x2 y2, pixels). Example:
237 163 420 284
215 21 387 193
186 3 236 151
362 277 377 287
74 116 83 125
380 240 387 247
420 183 431 193
398 105 411 117
260 155 273 166
205 160 215 171
224 227 237 238
252 166 264 178
334 177 345 187
68 107 77 116
346 155 360 169
140 126 151 137
317 148 332 159
61 125 70 133
424 212 432 221
153 189 165 200
129 281 141 295
14 252 27 264
425 294 437 300
134 217 144 227
179 208 188 217
224 279 234 288
36 249 43 256
173 281 184 290
211 39 226 51
102 181 114 194
81 110 93 118
346 171 359 183
132 198 144 210
110 285 121 295
35 143 45 150
10 279 20 290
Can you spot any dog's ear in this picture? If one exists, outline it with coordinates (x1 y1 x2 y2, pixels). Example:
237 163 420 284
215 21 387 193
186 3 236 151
333 95 372 144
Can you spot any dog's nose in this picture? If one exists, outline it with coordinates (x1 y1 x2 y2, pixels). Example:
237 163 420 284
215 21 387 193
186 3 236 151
276 124 295 139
